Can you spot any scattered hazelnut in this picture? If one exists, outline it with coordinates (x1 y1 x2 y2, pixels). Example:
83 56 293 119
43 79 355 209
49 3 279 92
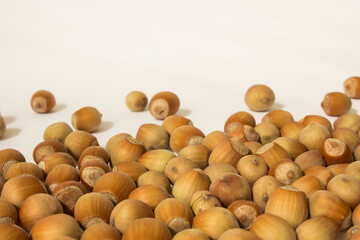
244 84 275 112
344 76 360 98
125 91 148 112
71 106 102 133
321 92 352 116
149 91 180 120
43 122 73 143
30 90 56 113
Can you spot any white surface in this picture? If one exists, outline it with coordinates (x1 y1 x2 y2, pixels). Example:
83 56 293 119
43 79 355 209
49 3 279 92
1 0 360 163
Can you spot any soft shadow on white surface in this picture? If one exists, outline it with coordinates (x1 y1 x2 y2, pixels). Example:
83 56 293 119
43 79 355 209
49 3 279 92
270 102 285 110
96 121 114 133
52 103 67 113
3 116 16 125
1 128 21 140
177 108 192 117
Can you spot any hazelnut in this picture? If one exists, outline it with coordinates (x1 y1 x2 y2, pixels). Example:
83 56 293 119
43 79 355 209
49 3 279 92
149 91 180 120
64 130 99 159
344 76 360 98
32 140 67 164
74 192 114 229
30 90 56 113
19 193 63 231
105 133 132 155
244 84 275 112
261 109 294 129
254 122 279 144
169 125 205 153
80 158 110 190
110 137 145 166
125 91 148 112
52 181 88 215
136 124 169 151
112 161 147 183
0 148 26 178
1 175 47 208
280 121 304 140
43 122 73 143
321 92 352 116
45 164 79 193
71 106 102 133
5 162 44 181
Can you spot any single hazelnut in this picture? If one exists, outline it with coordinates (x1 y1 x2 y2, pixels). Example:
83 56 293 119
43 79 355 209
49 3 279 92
80 158 110 190
0 222 29 240
178 144 210 169
255 142 291 168
208 138 249 167
112 161 147 183
0 199 18 224
125 91 148 112
45 164 79 193
74 192 114 229
1 175 47 208
321 138 353 166
71 106 102 133
280 121 304 140
30 90 56 113
261 109 294 129
294 150 325 171
19 193 63 231
138 171 171 193
136 124 169 151
43 122 73 143
38 152 77 175
105 133 132 155
52 181 88 215
333 113 360 132
169 125 205 153
268 159 302 185
110 137 145 166
254 122 279 144
138 149 176 173
149 91 180 120
32 140 67 164
332 127 360 152
64 130 99 159
321 92 352 116
31 214 83 240
0 148 26 178
93 171 136 204
244 84 275 112
344 76 360 98
5 162 44 181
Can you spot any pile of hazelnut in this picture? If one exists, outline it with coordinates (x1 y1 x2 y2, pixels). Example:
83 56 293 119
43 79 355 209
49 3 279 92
1 77 360 240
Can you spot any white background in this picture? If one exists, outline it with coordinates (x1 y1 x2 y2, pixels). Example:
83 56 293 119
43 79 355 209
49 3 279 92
1 0 360 163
